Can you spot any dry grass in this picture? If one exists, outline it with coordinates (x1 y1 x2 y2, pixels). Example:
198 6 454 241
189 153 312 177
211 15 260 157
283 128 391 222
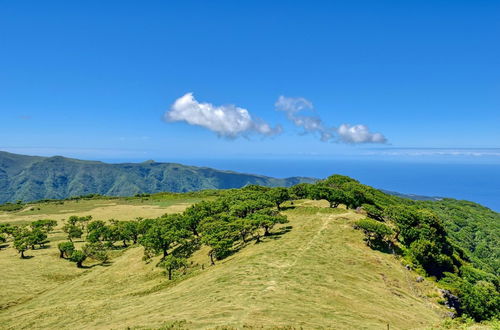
0 199 194 226
0 199 451 329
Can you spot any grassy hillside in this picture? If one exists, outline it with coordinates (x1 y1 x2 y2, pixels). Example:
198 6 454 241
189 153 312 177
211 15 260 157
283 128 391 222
0 151 314 203
0 197 448 329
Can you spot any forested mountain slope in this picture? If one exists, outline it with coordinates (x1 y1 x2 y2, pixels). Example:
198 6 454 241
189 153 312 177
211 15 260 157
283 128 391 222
0 151 313 203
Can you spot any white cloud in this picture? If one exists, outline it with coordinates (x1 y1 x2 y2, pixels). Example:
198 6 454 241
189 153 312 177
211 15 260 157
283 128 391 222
337 124 387 144
275 96 387 144
275 96 333 141
165 93 281 138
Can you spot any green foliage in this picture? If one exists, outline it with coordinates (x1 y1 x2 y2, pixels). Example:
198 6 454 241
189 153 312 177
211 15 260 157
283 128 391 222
419 199 500 274
29 228 48 249
63 223 83 242
140 214 191 259
69 250 87 268
459 266 498 286
199 216 236 265
183 201 225 236
11 225 49 257
248 208 288 237
341 182 368 209
160 255 188 280
0 202 25 212
57 241 75 258
267 187 290 210
309 185 346 208
409 239 455 276
362 203 384 221
30 219 57 233
459 281 500 321
289 183 313 199
13 227 31 258
354 218 393 248
86 220 109 243
324 174 359 187
0 223 15 236
82 242 109 263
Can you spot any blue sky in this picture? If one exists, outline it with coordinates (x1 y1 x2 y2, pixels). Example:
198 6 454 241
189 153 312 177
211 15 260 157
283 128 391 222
1 0 499 162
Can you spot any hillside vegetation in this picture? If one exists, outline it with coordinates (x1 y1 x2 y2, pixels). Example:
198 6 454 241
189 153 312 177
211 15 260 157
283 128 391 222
0 175 498 328
1 200 446 329
0 151 313 203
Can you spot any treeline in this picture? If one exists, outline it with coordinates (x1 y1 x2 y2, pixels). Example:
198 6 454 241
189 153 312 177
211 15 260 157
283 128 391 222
51 186 290 278
0 219 57 257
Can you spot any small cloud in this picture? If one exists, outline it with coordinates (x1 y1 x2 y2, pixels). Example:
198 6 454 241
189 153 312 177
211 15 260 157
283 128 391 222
275 96 387 144
337 124 387 144
164 93 281 138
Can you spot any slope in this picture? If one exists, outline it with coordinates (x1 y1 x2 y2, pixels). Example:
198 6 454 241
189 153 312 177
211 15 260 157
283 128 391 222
0 199 446 329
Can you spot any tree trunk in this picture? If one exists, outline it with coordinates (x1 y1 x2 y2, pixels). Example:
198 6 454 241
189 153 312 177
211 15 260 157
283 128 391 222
264 226 270 236
276 203 281 211
59 250 64 258
209 251 215 265
123 240 127 247
20 250 25 258
168 268 172 280
163 248 168 258
77 260 83 268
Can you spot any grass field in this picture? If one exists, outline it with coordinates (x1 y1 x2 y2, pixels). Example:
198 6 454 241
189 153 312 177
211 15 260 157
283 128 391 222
0 197 452 329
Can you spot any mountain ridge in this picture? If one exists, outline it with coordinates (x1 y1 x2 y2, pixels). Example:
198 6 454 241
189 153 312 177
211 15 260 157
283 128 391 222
0 151 315 203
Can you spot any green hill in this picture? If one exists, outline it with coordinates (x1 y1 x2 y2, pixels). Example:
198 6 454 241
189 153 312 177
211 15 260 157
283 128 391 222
0 174 498 329
0 151 314 204
0 198 448 329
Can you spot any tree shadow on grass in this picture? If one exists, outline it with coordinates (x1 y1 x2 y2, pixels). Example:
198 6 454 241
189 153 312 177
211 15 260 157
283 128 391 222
266 225 293 240
366 240 403 255
83 261 113 269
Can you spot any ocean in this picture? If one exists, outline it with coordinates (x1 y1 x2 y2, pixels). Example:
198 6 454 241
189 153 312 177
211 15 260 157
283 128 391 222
173 158 500 212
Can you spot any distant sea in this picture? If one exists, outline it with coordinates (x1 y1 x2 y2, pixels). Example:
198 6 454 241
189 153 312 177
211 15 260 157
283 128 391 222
172 158 500 212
